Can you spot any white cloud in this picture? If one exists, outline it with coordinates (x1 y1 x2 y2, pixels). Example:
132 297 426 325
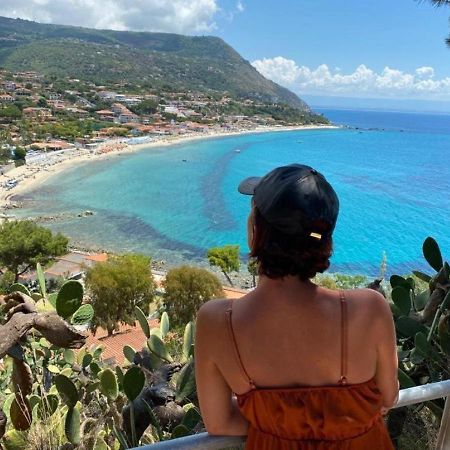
0 0 219 34
236 1 244 12
415 66 434 79
252 56 450 100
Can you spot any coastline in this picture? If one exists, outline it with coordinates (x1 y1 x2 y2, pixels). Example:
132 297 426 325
0 124 338 212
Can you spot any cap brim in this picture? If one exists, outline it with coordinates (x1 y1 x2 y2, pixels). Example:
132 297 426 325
238 176 261 195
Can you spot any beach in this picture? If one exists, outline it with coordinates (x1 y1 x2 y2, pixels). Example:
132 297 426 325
0 124 338 213
2 108 449 275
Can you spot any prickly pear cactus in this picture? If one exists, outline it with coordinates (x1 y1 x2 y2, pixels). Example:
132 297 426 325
56 280 84 319
391 236 450 420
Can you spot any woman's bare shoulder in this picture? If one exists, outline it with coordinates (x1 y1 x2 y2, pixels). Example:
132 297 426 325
344 288 392 318
198 297 229 315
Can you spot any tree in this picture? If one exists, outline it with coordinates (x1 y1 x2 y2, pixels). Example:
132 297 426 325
247 257 259 288
423 0 450 46
85 254 155 336
132 99 158 115
0 105 22 121
0 147 11 164
37 97 48 108
207 245 240 287
0 220 68 281
163 265 224 327
13 146 26 160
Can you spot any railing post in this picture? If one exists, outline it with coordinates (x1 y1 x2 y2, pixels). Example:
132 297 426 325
436 395 450 450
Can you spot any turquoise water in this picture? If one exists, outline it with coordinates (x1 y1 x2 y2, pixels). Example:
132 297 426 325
16 110 450 276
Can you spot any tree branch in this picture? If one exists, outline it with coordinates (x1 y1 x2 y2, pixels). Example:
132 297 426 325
0 312 37 359
17 265 32 276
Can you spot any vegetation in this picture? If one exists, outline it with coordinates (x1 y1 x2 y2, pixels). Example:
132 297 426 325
0 105 22 121
385 237 449 446
0 220 68 282
0 235 448 448
207 244 240 287
0 147 11 164
12 146 26 160
424 0 450 46
0 268 198 448
217 100 329 124
28 119 96 142
85 254 155 335
0 16 311 110
163 265 224 327
247 258 258 288
130 99 159 115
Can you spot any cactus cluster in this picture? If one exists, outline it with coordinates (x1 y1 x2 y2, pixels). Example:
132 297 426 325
391 237 450 418
1 269 199 449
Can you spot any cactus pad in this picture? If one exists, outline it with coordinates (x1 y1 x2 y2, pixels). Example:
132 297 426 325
56 280 83 319
100 369 119 400
10 395 32 431
55 374 79 408
65 406 81 445
37 394 59 420
9 283 31 296
423 236 443 272
160 311 170 338
148 335 173 362
123 345 136 363
135 306 150 338
71 304 94 325
123 366 145 401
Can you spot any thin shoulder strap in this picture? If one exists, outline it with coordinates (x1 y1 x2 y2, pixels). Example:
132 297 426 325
226 300 256 389
339 290 348 385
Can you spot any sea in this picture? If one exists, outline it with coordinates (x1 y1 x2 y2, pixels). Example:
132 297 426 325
15 108 450 277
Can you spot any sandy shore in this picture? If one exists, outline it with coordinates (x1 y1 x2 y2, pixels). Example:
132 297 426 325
0 124 338 212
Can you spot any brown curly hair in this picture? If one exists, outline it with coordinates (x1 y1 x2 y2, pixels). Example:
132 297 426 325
250 206 333 281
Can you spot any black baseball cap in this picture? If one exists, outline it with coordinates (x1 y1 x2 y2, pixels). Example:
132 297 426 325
238 164 339 239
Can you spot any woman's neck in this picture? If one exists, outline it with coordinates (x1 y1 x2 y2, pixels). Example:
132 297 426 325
256 274 317 296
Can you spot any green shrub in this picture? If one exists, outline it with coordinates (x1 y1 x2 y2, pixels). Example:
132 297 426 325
85 254 155 335
163 265 224 326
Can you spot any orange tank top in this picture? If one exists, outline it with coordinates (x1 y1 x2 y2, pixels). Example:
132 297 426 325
225 291 394 450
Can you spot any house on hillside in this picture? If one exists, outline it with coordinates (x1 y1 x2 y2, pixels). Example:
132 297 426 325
118 112 139 124
2 81 16 91
95 109 115 121
19 251 108 283
14 88 32 97
22 107 52 120
0 94 14 103
45 252 108 280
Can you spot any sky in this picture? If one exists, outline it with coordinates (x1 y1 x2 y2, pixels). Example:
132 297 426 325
1 0 450 111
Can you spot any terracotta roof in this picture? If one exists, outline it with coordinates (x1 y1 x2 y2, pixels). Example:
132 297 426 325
223 286 248 299
86 319 158 365
86 288 247 365
84 253 108 262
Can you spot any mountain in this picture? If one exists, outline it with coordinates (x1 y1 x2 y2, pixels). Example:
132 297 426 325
0 16 309 110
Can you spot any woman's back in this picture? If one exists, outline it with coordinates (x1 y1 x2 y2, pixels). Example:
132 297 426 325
195 164 398 448
209 282 393 395
196 283 397 449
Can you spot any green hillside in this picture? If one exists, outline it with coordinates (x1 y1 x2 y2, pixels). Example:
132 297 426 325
0 16 309 110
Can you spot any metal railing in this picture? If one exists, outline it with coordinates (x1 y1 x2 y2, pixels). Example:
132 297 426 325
133 380 450 450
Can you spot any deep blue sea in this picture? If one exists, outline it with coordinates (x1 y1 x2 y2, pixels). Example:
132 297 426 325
16 108 450 277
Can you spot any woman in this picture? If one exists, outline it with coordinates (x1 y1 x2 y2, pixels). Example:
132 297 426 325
195 164 398 449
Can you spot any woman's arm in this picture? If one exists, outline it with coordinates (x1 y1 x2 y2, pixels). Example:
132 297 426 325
371 291 399 411
195 301 249 436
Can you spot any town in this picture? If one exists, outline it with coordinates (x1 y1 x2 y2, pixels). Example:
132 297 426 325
0 68 328 179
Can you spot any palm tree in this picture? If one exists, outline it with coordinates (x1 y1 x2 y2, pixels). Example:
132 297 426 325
422 0 450 46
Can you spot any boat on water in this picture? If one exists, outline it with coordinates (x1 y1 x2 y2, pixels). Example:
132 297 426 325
234 149 241 153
